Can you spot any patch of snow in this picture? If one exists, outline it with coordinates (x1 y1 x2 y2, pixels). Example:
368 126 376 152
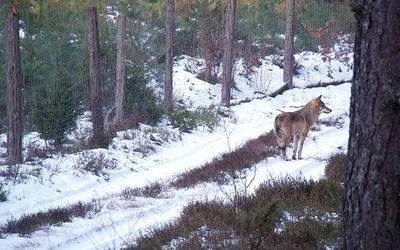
0 51 352 249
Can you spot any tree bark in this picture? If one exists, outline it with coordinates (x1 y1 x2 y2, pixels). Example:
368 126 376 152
221 0 236 107
115 14 126 124
343 1 400 248
164 0 174 113
283 0 294 89
87 7 104 142
6 11 22 164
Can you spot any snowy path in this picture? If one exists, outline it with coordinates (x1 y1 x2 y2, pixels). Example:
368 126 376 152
0 83 351 249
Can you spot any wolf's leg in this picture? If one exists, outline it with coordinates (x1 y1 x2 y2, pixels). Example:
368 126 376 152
292 135 300 160
297 134 307 159
281 147 290 161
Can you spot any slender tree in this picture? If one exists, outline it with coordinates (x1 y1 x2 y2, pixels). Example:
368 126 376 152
221 0 236 107
87 6 105 143
164 0 174 113
343 1 400 248
283 0 294 89
6 11 22 164
115 14 127 124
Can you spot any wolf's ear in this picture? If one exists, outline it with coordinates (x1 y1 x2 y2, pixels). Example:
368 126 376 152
316 95 322 100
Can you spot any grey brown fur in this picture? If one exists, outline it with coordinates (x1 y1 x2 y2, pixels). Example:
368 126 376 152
274 95 332 161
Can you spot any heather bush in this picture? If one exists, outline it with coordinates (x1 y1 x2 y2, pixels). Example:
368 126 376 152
170 131 277 188
1 200 103 237
0 183 7 202
74 151 118 181
124 150 345 249
325 152 347 183
121 182 170 200
3 207 73 237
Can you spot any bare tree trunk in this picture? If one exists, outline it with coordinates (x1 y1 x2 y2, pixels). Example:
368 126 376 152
164 0 174 113
343 1 400 248
115 14 126 125
221 0 236 107
87 7 104 143
6 11 22 164
283 0 295 89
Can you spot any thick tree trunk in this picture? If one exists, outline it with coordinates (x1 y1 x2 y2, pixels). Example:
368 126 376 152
343 1 400 248
87 7 104 142
283 0 294 89
6 11 22 164
221 0 236 107
164 0 174 113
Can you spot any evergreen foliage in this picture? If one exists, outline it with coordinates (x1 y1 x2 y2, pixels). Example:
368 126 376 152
0 0 354 147
169 106 220 133
125 62 164 126
25 32 83 146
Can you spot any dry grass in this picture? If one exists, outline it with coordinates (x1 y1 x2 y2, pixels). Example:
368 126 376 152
73 152 118 181
1 128 348 248
2 207 73 237
125 177 344 249
124 152 347 249
170 131 278 188
325 152 347 183
0 183 7 202
0 201 103 237
121 182 170 200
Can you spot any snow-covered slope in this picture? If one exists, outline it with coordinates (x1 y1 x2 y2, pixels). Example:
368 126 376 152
0 52 352 249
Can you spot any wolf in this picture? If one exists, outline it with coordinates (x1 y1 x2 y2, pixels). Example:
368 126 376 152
274 95 332 161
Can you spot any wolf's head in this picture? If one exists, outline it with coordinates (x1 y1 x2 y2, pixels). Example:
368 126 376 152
314 95 332 114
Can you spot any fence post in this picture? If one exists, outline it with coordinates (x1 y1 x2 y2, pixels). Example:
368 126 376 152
6 11 22 164
87 6 105 144
114 14 126 125
284 0 295 89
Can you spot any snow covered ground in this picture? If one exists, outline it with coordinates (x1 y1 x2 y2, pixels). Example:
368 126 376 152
0 51 352 249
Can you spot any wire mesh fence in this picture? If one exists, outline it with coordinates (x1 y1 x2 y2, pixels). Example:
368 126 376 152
0 1 355 162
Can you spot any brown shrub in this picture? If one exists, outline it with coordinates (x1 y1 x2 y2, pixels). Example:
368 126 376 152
170 131 277 188
2 207 73 237
121 182 168 199
123 141 345 250
255 175 343 214
127 172 344 250
325 152 347 183
275 216 341 250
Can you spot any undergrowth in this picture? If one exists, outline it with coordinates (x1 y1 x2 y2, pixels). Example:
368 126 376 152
121 182 171 199
169 106 221 133
73 151 118 181
0 126 346 248
124 152 346 249
170 131 278 188
0 199 106 238
0 183 7 202
0 182 172 238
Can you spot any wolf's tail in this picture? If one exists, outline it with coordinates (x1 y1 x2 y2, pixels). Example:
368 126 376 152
274 117 286 149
